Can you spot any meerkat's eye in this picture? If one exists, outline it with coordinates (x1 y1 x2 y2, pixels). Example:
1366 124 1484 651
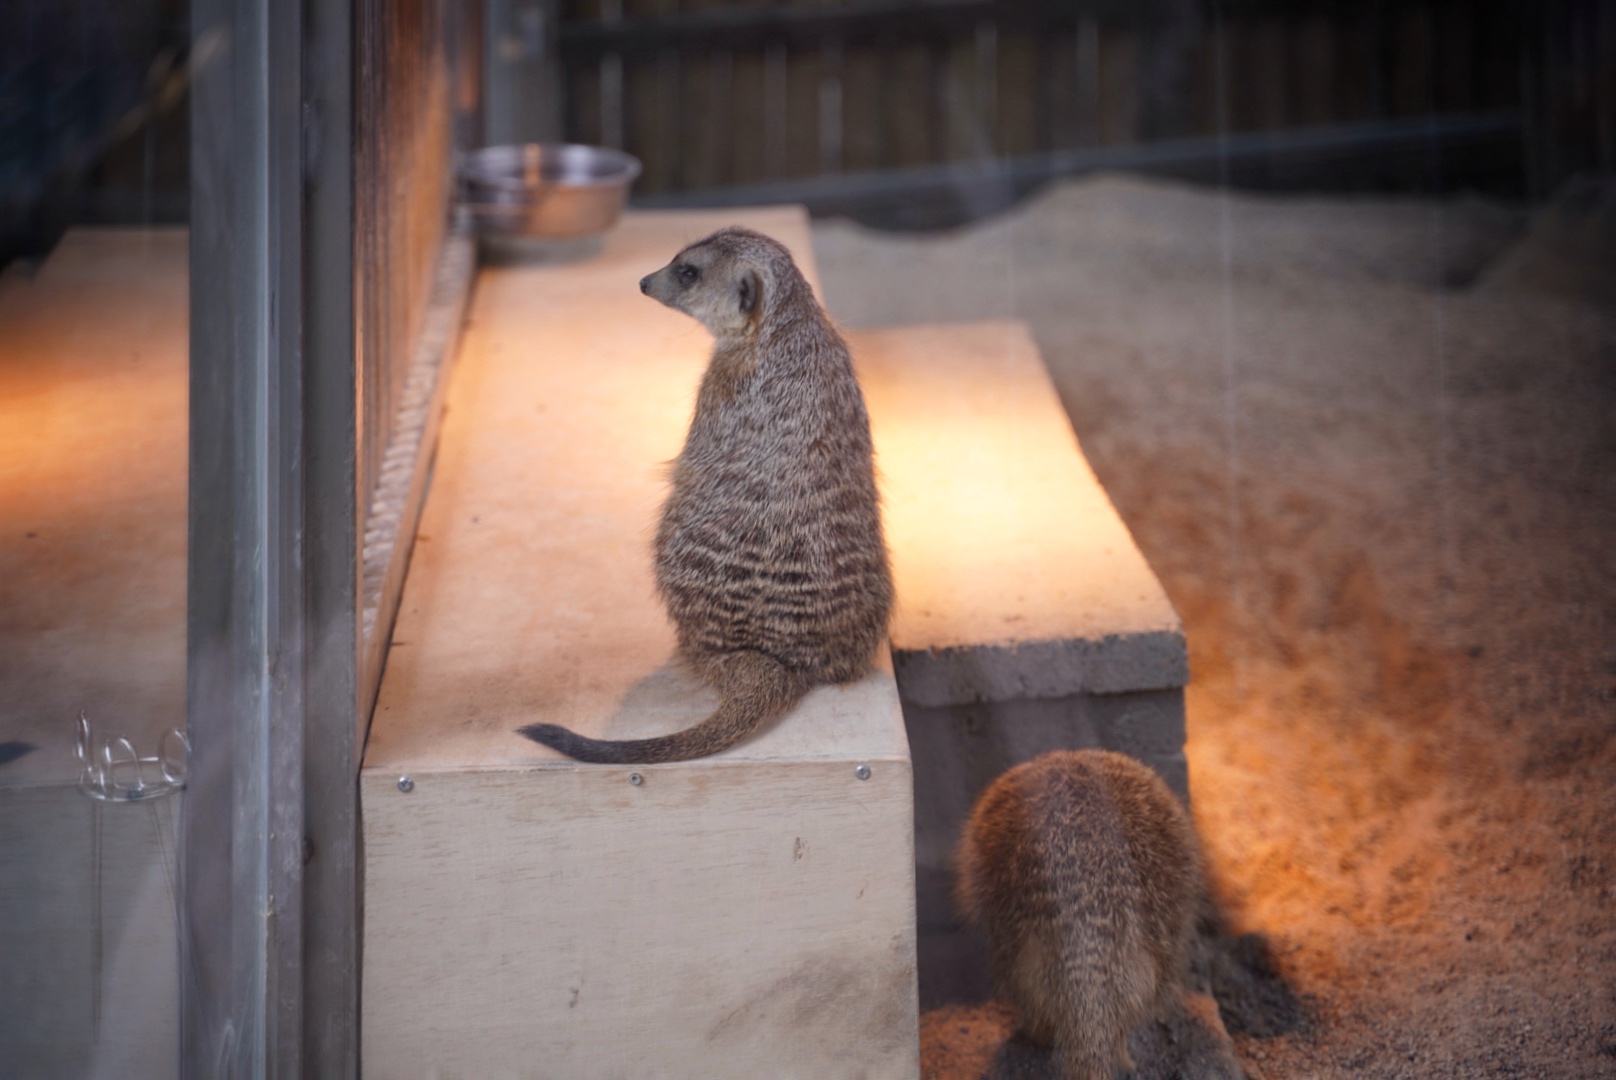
676 264 699 285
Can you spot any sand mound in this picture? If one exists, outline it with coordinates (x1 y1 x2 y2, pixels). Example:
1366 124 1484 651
816 174 1616 1079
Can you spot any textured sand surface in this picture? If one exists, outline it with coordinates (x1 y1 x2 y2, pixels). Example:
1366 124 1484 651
816 175 1616 1079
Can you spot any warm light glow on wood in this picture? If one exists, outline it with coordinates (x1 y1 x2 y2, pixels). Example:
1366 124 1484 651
854 321 1182 670
0 229 188 784
363 207 904 773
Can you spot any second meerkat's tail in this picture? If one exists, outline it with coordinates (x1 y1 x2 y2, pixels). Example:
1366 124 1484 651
516 651 808 764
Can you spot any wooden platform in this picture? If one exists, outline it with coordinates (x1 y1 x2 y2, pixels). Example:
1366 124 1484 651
360 208 920 1079
0 229 187 1078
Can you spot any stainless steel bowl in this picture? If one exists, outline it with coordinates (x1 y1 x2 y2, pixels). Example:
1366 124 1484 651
460 143 642 240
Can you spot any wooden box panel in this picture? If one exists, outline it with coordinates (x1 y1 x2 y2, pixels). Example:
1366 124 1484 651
361 675 918 1080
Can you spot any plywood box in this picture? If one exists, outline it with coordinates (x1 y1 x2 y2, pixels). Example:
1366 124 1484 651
361 209 919 1079
363 675 916 1080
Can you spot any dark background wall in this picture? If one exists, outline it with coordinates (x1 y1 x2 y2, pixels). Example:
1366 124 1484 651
5 0 1616 263
551 0 1611 225
1 0 189 268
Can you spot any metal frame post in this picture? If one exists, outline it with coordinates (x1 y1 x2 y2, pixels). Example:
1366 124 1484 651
185 0 358 1073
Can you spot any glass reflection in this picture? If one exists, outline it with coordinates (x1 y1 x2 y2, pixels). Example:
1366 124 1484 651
0 2 189 1074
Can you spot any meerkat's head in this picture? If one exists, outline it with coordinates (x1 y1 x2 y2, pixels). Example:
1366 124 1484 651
639 227 807 340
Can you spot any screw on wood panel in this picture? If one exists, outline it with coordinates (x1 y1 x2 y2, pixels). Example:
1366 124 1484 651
397 775 415 793
628 772 644 786
855 765 872 781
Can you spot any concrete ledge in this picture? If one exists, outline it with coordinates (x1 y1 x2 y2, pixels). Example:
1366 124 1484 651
850 321 1186 708
892 631 1189 708
850 319 1189 803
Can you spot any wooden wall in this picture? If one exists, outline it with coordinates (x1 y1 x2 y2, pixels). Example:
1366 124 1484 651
1525 0 1616 190
549 1 1530 201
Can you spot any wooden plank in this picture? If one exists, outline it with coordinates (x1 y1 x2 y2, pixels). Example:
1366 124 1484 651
566 53 602 146
362 746 917 1078
730 48 769 185
888 42 934 168
996 29 1041 159
843 43 886 172
1097 23 1139 145
1187 24 1218 139
678 52 727 190
1240 17 1288 133
1293 16 1337 128
624 52 667 190
785 45 826 179
1333 8 1378 123
1393 7 1434 118
848 319 1188 1008
942 35 979 162
1042 26 1077 151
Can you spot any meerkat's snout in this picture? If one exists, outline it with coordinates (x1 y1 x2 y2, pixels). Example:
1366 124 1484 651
637 262 682 308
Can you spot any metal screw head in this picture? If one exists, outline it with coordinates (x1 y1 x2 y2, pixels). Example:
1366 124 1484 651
855 765 872 781
397 775 415 793
628 772 643 786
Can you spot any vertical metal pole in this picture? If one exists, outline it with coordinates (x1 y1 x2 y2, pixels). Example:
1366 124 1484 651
185 0 299 1072
302 0 360 1073
185 0 357 1074
262 0 309 1066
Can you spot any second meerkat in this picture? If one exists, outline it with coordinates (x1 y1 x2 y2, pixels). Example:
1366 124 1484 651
518 227 892 764
958 750 1204 1080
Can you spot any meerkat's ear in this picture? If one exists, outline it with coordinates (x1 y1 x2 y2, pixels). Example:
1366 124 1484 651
737 270 762 317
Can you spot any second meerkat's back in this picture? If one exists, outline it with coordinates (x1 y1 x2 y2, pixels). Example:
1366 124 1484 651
958 749 1202 1080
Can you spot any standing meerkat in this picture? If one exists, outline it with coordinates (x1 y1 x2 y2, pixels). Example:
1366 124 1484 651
518 227 892 764
957 750 1203 1080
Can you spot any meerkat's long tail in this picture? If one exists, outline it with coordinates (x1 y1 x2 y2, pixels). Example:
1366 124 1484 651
516 651 807 764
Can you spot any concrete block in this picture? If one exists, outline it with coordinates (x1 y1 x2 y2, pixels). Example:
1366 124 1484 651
850 322 1186 701
848 321 1189 1008
903 690 1189 875
900 690 1187 1009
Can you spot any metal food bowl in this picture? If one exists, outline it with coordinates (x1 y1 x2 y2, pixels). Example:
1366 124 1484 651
460 143 641 241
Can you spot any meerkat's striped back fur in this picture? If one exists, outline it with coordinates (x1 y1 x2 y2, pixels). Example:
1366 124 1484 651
518 227 892 763
958 750 1203 1080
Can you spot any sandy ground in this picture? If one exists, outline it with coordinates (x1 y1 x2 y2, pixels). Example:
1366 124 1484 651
813 175 1616 1078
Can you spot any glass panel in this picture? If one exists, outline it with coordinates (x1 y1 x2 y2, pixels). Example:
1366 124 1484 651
441 1 1612 1076
1 1 189 1074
